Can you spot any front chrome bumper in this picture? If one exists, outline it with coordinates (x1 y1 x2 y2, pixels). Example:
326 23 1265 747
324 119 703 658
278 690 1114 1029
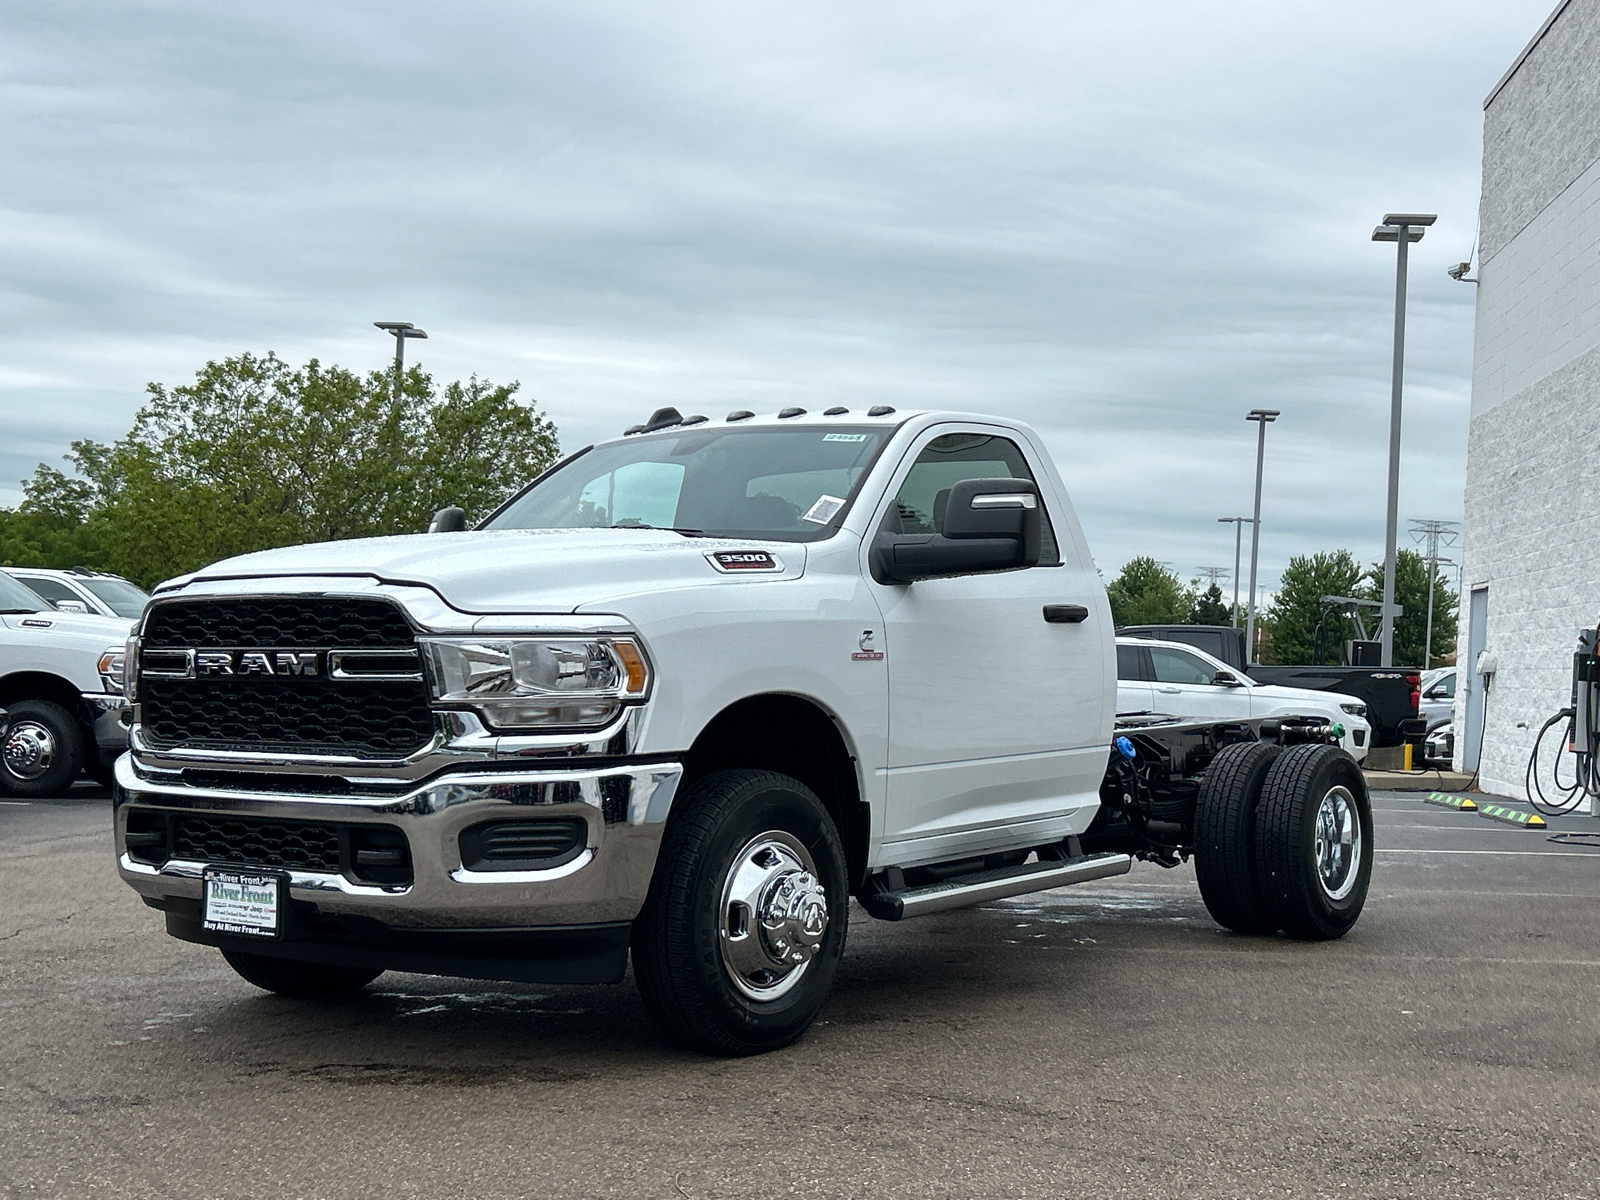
113 754 681 931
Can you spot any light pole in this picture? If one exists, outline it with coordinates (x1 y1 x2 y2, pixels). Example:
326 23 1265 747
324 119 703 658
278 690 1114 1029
1244 409 1278 664
1217 516 1255 628
1371 213 1435 666
374 321 428 399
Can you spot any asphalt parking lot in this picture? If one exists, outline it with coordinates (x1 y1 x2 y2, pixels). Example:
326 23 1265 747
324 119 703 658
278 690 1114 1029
3 784 1600 1200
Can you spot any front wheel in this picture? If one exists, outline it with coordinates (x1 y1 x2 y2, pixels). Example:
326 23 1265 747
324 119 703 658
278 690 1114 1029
631 769 848 1056
221 950 383 999
0 700 85 798
1254 745 1373 940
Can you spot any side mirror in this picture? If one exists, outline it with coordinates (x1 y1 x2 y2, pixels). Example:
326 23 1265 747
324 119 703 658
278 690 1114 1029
871 478 1042 584
1423 686 1446 699
1213 671 1244 687
428 506 468 534
54 601 88 614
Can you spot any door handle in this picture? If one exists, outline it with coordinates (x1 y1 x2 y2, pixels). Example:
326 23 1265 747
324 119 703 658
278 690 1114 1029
1043 604 1089 624
1158 686 1181 694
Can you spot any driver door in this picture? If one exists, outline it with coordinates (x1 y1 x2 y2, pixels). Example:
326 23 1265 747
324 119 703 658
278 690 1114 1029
870 425 1110 867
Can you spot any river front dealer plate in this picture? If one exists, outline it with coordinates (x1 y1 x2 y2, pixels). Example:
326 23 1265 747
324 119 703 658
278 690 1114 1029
202 867 284 938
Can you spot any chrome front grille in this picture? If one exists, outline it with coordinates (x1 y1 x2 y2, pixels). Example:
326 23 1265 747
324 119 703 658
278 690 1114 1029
137 597 436 760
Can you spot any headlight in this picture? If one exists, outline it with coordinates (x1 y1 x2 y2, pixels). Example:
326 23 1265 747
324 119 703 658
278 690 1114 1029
1340 701 1367 717
418 636 650 731
97 647 126 694
122 636 140 701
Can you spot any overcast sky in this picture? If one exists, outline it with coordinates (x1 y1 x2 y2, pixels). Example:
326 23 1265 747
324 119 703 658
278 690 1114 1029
0 0 1558 592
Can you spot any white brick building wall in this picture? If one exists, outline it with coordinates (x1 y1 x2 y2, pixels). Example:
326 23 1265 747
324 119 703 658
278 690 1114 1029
1456 0 1600 798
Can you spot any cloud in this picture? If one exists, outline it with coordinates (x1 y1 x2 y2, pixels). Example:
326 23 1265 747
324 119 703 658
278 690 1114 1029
0 0 1554 591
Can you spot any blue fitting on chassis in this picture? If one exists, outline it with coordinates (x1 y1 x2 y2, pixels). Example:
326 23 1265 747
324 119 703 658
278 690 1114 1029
1114 736 1136 760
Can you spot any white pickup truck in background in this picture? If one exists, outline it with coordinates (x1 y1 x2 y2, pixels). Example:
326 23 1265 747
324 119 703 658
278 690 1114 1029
0 569 132 795
112 407 1373 1055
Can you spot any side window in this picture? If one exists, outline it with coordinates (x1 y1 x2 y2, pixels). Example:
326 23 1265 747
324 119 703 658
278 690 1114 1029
888 433 1060 564
1440 673 1457 699
19 577 79 608
1149 647 1217 686
1115 645 1145 681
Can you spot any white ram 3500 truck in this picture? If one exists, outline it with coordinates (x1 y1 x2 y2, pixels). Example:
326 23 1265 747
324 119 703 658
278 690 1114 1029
1 570 132 796
113 408 1373 1054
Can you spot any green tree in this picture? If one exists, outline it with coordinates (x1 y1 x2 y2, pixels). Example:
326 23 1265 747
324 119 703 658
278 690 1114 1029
0 460 113 571
0 352 559 587
1106 557 1192 626
1187 581 1231 626
1261 550 1363 665
1364 550 1458 668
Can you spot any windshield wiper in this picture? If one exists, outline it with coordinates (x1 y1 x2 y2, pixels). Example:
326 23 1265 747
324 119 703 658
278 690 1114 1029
0 608 43 614
608 524 709 537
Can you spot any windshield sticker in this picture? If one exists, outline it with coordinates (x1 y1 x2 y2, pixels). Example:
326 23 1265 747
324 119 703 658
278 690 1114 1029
822 433 868 443
802 495 846 524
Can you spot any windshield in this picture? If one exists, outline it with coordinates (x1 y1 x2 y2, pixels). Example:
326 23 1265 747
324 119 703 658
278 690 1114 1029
0 571 51 614
79 575 151 618
485 425 893 542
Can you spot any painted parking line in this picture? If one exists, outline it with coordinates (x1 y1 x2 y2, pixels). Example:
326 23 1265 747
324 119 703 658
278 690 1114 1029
1377 847 1600 857
0 801 29 806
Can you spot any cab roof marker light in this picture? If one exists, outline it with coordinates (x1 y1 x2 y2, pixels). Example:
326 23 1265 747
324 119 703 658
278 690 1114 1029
824 406 848 415
778 407 806 419
867 405 895 417
642 407 683 432
726 410 754 422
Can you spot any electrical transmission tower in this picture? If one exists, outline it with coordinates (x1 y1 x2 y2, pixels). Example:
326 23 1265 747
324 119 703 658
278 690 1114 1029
1197 566 1230 588
1409 518 1460 670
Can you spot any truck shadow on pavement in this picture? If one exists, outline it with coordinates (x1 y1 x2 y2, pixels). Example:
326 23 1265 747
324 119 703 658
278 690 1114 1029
180 896 1231 1079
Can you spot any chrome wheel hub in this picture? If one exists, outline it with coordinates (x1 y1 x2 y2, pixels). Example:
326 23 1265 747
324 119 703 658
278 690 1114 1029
4 720 57 781
1314 785 1362 902
719 832 829 1002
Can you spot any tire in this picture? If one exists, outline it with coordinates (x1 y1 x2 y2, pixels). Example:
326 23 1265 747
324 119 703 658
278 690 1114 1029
1254 744 1373 941
631 769 848 1056
1193 741 1283 934
221 949 383 999
0 700 85 798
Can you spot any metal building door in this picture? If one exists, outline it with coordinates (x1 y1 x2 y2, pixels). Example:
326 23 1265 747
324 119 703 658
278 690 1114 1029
1462 586 1489 771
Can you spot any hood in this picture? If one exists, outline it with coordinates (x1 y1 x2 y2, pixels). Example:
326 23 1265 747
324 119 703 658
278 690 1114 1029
1250 681 1365 715
174 529 808 613
0 610 134 642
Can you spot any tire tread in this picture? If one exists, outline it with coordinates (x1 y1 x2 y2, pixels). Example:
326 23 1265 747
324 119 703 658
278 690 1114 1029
1193 741 1282 934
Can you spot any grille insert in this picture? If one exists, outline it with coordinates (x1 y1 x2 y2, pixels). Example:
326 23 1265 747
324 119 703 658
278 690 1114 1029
176 814 340 871
141 677 435 758
125 809 412 887
138 597 435 759
143 598 416 650
459 819 587 872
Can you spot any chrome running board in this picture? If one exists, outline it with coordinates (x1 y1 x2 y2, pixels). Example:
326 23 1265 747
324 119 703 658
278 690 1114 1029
863 852 1133 921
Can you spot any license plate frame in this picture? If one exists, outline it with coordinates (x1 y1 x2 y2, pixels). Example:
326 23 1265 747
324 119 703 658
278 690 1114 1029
201 867 285 939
